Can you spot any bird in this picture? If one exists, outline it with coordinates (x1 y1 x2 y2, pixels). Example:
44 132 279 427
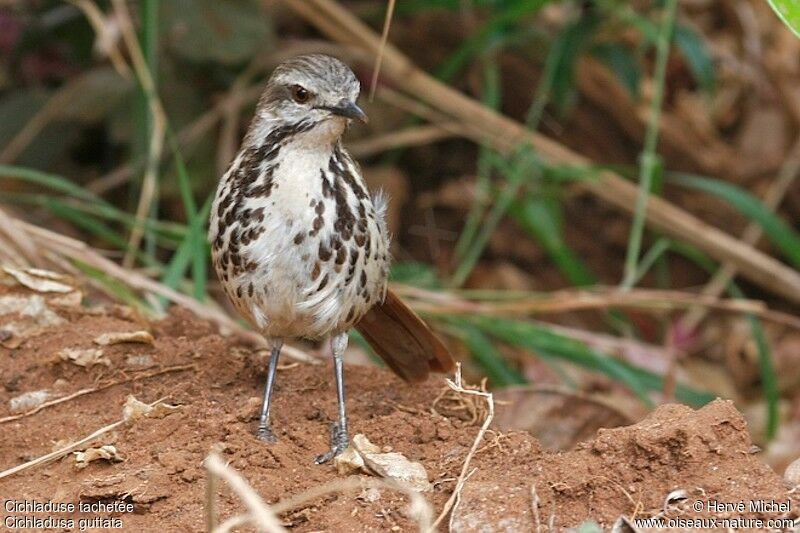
209 54 454 464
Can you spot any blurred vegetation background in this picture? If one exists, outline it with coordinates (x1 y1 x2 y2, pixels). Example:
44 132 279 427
1 0 799 469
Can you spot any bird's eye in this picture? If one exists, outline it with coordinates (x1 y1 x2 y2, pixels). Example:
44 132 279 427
290 85 311 104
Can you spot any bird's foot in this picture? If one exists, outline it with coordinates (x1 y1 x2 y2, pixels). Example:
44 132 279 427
314 421 348 464
256 423 277 443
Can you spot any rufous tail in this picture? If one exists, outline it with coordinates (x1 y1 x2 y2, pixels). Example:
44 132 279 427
355 288 455 382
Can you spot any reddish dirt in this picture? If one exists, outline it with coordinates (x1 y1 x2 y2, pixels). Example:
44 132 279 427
1 286 798 531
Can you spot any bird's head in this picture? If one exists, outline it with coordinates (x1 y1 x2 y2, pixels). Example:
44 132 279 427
252 54 367 143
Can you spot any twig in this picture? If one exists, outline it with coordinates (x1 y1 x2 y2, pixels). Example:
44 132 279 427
429 363 494 532
281 0 800 304
0 364 195 424
368 0 395 101
531 484 542 532
447 467 477 532
392 284 800 331
349 124 457 158
204 452 287 533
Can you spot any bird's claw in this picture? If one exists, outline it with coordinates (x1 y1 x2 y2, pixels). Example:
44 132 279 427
314 421 348 464
257 424 277 443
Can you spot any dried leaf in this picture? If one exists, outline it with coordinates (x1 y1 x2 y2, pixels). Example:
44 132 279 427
59 347 110 368
3 266 75 293
9 390 50 413
333 446 365 475
123 396 180 421
0 294 66 324
335 434 431 492
0 277 73 347
74 445 122 469
49 290 83 308
94 330 154 346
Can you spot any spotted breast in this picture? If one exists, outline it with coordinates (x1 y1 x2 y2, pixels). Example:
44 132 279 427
209 121 390 340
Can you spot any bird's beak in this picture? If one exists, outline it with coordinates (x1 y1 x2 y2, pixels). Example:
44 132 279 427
327 101 369 124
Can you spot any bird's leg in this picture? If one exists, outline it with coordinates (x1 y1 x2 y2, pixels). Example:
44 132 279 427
315 332 350 464
257 339 283 442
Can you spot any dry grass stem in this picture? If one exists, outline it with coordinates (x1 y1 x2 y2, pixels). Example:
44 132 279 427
204 452 287 533
110 0 166 269
270 477 433 530
0 419 127 480
447 467 477 532
531 483 542 532
429 364 494 532
368 0 395 101
349 124 458 158
393 284 800 330
66 0 132 78
203 462 434 532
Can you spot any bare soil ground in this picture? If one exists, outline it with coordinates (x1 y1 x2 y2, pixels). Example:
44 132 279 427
1 284 798 531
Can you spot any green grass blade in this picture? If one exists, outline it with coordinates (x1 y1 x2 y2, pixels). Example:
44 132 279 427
3 192 188 243
466 314 715 406
45 200 161 268
510 194 597 286
746 312 779 439
453 60 502 263
434 0 551 82
166 128 207 300
72 261 153 315
458 322 528 387
766 0 800 38
0 164 111 205
546 14 600 116
622 0 677 288
669 172 800 268
450 147 538 287
590 43 641 97
159 195 212 300
673 24 715 94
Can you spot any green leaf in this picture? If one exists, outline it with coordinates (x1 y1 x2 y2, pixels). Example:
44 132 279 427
459 323 528 387
161 0 270 64
766 0 800 38
673 24 715 93
548 14 600 115
669 172 800 268
434 0 551 81
591 43 641 97
510 194 597 287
